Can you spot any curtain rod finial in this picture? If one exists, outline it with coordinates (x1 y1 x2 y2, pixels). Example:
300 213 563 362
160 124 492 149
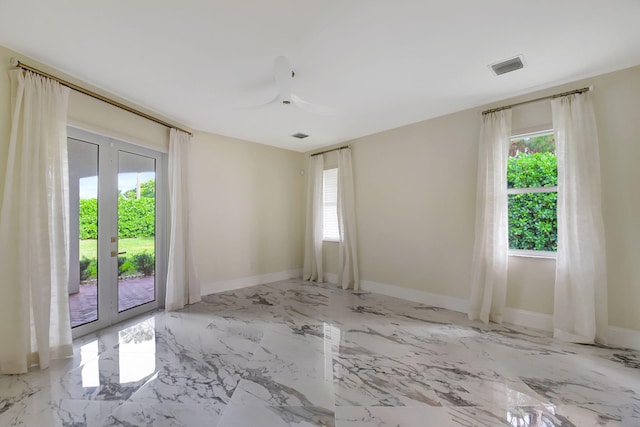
9 57 19 67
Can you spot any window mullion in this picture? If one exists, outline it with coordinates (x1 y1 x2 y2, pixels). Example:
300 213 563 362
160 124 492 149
507 186 557 195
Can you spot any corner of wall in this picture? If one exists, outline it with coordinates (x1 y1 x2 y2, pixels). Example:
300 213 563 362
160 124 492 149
200 269 302 296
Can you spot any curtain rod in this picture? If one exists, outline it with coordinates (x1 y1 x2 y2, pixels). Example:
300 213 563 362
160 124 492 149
310 145 350 157
482 86 592 116
10 58 192 136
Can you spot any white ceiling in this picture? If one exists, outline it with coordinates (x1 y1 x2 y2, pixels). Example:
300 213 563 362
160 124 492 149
1 1 639 152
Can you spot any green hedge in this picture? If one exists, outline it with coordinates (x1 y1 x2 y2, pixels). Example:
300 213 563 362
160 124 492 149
118 197 155 238
79 197 155 239
80 257 97 281
507 152 557 251
508 193 557 251
507 152 557 188
79 198 98 240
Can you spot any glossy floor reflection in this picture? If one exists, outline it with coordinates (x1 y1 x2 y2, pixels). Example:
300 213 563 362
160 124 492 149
2 279 639 426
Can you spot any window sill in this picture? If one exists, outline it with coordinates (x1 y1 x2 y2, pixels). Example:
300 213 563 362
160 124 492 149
508 250 557 259
323 238 339 243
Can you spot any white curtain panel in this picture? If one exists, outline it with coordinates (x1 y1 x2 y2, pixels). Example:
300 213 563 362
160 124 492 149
336 148 360 290
552 92 608 344
302 155 324 282
0 70 72 374
468 109 512 324
165 129 200 311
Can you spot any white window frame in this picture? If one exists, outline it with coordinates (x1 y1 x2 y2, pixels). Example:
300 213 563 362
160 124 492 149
323 168 340 242
507 130 557 259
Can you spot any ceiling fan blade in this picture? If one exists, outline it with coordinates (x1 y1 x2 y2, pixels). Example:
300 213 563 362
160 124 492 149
291 94 335 115
274 55 293 103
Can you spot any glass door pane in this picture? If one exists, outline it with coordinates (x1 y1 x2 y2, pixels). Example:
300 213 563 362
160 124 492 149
68 127 165 339
117 151 157 312
68 139 100 328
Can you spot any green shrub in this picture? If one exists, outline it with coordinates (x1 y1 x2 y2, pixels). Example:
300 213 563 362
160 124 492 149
80 257 97 281
117 197 156 238
507 152 557 188
79 252 154 281
507 152 558 251
79 195 156 240
508 193 557 251
79 198 98 239
119 260 137 276
133 252 155 276
117 256 137 276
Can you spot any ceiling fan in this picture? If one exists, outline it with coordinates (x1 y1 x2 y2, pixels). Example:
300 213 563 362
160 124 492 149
240 56 334 115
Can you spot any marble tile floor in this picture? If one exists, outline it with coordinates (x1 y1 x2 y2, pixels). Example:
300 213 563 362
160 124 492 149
2 279 639 426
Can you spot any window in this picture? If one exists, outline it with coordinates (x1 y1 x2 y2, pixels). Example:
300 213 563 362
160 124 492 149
323 168 339 241
507 131 557 254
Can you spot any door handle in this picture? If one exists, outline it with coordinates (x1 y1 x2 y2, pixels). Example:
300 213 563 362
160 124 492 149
118 251 127 255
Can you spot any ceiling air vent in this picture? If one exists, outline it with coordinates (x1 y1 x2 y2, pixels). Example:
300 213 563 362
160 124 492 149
490 55 525 76
291 133 309 139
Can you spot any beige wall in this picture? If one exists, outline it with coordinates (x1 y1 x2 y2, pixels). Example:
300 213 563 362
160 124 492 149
0 44 306 297
318 65 640 331
351 109 480 300
189 131 306 288
0 45 171 155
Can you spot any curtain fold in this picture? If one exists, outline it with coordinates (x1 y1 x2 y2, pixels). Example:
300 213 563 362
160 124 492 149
468 110 512 324
0 70 72 374
165 129 200 311
303 155 324 282
336 148 359 290
552 92 608 344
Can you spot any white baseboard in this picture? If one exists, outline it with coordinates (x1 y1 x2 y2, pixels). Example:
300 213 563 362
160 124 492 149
200 269 302 296
324 272 338 284
324 275 468 314
500 310 640 350
503 307 553 332
325 276 640 351
359 279 469 314
607 326 640 350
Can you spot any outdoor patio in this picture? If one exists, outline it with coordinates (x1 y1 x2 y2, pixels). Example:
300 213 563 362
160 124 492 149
69 276 155 327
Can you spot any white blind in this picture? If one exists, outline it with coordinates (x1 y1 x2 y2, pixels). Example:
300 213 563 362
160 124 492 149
323 168 339 241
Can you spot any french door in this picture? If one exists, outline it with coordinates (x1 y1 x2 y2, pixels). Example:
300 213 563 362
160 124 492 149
67 128 166 338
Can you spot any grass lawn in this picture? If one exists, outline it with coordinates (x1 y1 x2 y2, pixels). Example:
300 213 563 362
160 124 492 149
79 237 155 260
